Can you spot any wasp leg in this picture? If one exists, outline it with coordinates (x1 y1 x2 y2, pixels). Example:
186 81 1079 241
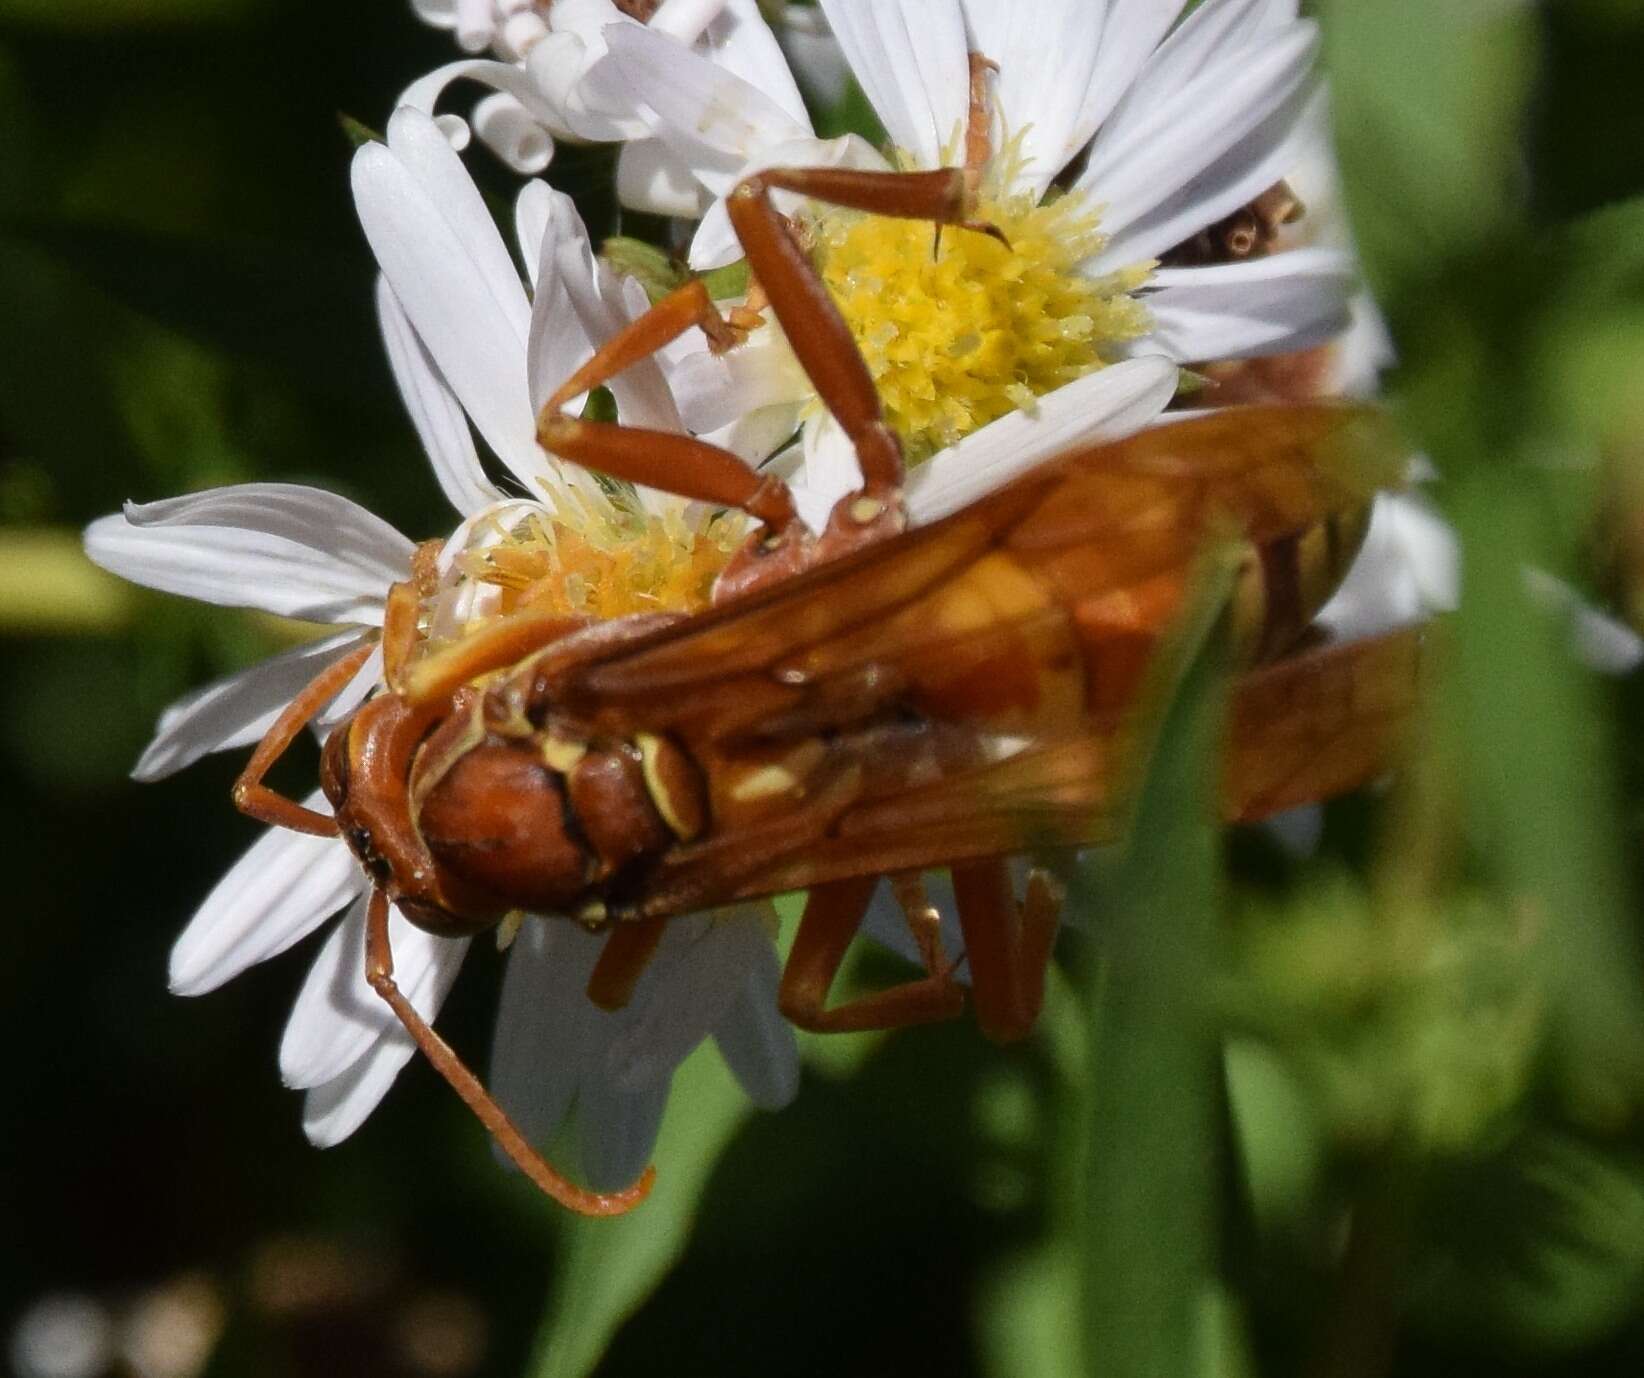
400 610 590 707
231 642 376 836
779 875 967 1034
585 914 670 1012
726 162 1004 512
536 279 801 536
951 859 1062 1044
363 888 655 1216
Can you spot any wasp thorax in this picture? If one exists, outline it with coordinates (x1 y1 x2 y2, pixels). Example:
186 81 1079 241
418 743 589 913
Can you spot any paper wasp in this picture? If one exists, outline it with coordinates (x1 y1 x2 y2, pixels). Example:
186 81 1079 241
229 156 1419 1217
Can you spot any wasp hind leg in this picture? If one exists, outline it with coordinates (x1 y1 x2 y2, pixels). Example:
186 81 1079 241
362 888 656 1217
951 860 1062 1044
231 641 376 836
779 875 967 1034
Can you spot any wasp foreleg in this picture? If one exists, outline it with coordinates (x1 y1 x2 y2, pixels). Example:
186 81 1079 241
231 641 375 836
362 888 655 1217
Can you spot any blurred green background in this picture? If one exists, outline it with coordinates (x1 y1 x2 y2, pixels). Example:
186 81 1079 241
5 2 1644 1376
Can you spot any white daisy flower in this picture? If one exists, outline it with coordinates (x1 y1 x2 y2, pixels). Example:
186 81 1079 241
583 0 1347 525
399 0 810 211
82 104 798 1188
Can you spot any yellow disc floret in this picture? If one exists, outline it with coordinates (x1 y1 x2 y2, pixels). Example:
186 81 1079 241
812 163 1153 463
453 491 741 626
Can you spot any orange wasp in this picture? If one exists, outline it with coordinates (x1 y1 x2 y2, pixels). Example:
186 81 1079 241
228 157 1420 1217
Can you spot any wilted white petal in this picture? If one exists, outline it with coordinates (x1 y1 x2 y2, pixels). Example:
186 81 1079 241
397 58 577 143
489 920 605 1156
575 1078 671 1192
1143 247 1354 362
134 629 370 782
525 187 599 415
375 276 500 517
606 911 762 1089
279 895 470 1090
169 803 360 996
906 356 1178 523
819 0 968 168
302 1035 418 1147
473 90 555 173
85 485 411 625
711 936 799 1109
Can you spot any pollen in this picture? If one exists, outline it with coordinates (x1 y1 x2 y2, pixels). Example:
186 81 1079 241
454 494 741 625
811 168 1153 463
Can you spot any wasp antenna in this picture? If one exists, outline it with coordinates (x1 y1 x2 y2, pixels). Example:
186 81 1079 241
362 889 655 1217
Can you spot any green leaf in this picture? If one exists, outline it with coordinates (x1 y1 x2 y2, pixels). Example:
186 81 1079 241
1320 0 1534 296
1075 559 1233 1378
528 1043 752 1378
1411 1130 1644 1353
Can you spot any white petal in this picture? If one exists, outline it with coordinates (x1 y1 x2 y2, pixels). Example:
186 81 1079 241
818 0 968 168
489 920 605 1156
1142 246 1353 362
85 485 410 625
957 0 1106 195
574 1077 671 1192
649 0 730 45
301 1035 418 1147
604 20 809 166
699 0 811 130
1315 492 1456 642
685 132 885 269
1089 84 1325 273
134 629 371 782
1264 804 1323 857
606 911 758 1089
396 58 579 145
777 3 851 109
352 116 547 491
1078 24 1317 239
168 804 360 996
711 932 799 1109
473 91 556 174
669 338 810 435
1524 570 1644 675
616 138 709 218
860 870 967 972
525 187 600 416
905 356 1178 523
375 276 500 517
313 643 383 735
514 180 552 288
279 895 470 1090
791 413 861 531
525 23 654 144
1077 0 1191 139
700 402 802 468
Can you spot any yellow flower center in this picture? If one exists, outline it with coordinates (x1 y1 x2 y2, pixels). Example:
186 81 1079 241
813 171 1153 463
453 493 740 625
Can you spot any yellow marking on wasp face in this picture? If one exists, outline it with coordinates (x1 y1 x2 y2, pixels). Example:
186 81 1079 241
576 901 608 927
